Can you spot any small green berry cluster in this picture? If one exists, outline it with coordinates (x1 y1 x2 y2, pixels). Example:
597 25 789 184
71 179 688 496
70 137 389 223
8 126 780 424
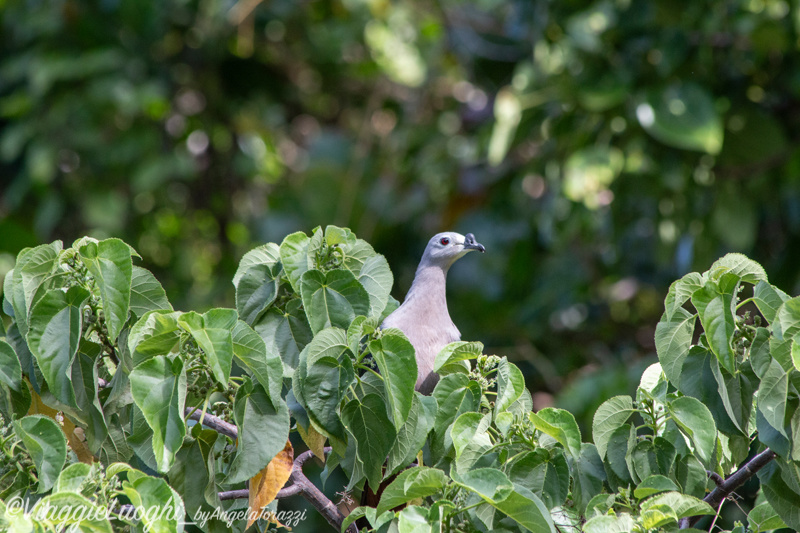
183 337 235 420
314 242 344 271
734 311 759 359
0 415 36 494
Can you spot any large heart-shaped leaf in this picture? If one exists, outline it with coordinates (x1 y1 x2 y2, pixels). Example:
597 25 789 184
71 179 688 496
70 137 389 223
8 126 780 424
26 285 90 407
233 243 283 325
129 355 186 473
368 330 417 430
341 394 396 489
300 269 369 333
129 266 172 319
225 380 290 484
79 238 133 342
178 308 238 386
14 415 67 493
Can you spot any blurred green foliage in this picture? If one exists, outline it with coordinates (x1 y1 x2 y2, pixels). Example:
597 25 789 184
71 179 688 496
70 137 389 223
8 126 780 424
3 0 800 440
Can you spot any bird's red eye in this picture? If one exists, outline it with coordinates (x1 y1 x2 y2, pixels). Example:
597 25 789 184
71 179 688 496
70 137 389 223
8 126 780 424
440 237 450 245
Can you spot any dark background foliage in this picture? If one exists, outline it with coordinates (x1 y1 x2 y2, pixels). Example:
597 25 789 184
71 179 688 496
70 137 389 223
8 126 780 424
3 0 800 438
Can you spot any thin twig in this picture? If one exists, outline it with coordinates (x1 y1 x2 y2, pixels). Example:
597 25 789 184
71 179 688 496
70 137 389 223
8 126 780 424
679 448 777 529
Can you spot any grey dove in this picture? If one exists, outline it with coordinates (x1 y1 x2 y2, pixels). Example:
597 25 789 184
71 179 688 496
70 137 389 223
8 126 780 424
381 231 485 394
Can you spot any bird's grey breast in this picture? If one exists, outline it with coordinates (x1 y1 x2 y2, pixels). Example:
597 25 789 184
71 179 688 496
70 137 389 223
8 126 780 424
381 303 460 393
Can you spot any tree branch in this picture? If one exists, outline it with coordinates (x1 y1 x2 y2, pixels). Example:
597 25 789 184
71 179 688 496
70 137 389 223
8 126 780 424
680 448 777 529
185 407 238 439
186 408 356 533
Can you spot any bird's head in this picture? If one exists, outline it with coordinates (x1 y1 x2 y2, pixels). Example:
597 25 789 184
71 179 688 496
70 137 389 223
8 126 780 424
421 231 485 269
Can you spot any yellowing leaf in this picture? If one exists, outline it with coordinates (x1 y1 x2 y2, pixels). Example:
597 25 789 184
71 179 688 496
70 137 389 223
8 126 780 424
247 440 294 530
297 422 326 462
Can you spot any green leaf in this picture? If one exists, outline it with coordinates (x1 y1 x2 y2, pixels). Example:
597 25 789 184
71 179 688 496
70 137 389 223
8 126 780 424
655 307 696 387
430 382 480 462
641 504 678 530
630 438 676 482
297 327 353 443
592 395 635 459
127 310 181 365
122 476 185 533
433 341 483 373
346 315 379 356
494 357 525 418
231 320 283 408
234 243 282 325
691 278 737 373
637 82 723 154
253 300 313 373
604 424 635 490
748 501 789 533
72 349 108 452
279 231 311 292
451 411 491 465
376 467 448 515
369 330 417 430
583 514 636 533
26 285 90 406
453 467 514 503
710 355 755 435
773 297 800 371
341 394 396 489
78 238 133 341
168 425 221 522
300 269 370 333
490 484 556 533
709 253 768 284
753 281 789 324
31 492 112 532
664 272 705 321
750 327 772 379
129 266 172 319
358 254 393 319
54 462 91 493
759 459 800 530
225 380 290 484
639 491 714 518
14 415 67 493
508 450 569 509
0 339 22 392
178 308 238 385
15 242 62 330
571 443 606 512
386 394 437 478
129 355 186 473
677 346 740 436
667 396 717 465
3 266 28 336
757 358 789 437
396 505 431 533
633 474 679 499
674 454 709 499
528 407 582 459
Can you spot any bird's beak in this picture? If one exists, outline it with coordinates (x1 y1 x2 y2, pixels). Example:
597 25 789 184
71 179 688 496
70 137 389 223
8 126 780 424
463 233 486 253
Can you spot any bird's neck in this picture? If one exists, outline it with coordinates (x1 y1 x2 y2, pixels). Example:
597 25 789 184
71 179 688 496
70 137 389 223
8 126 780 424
404 263 450 313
